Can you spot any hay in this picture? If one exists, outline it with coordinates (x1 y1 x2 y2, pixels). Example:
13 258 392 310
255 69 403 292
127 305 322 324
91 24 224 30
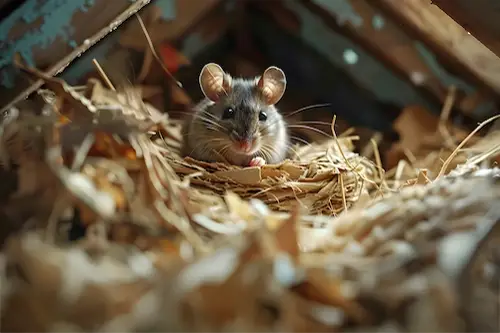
1 66 500 332
165 137 377 215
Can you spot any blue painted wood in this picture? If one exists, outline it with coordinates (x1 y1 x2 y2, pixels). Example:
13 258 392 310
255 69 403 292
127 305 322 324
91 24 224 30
0 0 98 88
0 0 175 109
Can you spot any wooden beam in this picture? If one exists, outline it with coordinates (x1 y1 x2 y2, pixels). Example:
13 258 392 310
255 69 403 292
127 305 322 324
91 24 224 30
250 2 434 130
432 0 500 59
0 0 151 113
374 0 500 96
304 0 452 111
251 0 443 116
305 0 499 119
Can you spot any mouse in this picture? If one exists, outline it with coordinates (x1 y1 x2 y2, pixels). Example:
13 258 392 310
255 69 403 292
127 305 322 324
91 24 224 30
181 63 289 167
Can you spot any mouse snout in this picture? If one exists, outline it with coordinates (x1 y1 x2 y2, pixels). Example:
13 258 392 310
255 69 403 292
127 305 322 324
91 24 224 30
230 130 257 154
237 139 253 153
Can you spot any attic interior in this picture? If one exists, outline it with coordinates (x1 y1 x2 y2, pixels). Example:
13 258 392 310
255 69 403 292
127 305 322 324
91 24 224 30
1 0 500 331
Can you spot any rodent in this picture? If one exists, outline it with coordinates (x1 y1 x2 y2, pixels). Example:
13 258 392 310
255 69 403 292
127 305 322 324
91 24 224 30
181 63 289 167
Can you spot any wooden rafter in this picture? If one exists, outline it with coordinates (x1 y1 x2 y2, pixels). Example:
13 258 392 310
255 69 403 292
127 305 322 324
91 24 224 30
303 0 450 110
432 0 500 59
373 0 500 96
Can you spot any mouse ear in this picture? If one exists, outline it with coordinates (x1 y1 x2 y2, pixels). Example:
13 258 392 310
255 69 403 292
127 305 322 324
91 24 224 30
199 63 232 102
257 66 286 105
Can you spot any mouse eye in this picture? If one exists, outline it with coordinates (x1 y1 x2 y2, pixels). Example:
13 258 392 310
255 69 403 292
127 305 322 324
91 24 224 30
222 107 235 119
259 111 267 122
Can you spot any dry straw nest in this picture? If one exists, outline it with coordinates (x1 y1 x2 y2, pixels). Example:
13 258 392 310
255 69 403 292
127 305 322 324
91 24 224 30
163 124 379 216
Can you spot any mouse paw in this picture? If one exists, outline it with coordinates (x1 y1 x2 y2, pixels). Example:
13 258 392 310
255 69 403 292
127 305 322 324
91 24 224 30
249 157 266 167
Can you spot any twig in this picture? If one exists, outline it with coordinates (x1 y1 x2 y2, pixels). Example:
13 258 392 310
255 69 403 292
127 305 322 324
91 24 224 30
467 143 500 166
331 115 354 170
403 147 417 165
92 58 116 91
361 132 382 158
371 138 386 187
438 85 457 148
136 7 161 83
44 194 70 243
331 115 383 196
1 0 152 114
393 159 409 190
339 173 347 212
135 13 183 88
71 133 95 171
436 114 500 179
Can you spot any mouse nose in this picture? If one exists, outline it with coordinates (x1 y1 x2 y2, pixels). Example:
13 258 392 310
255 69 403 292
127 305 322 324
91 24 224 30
237 139 252 152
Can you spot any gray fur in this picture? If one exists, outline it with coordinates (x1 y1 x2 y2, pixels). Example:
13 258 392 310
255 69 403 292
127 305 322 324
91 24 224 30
181 77 289 166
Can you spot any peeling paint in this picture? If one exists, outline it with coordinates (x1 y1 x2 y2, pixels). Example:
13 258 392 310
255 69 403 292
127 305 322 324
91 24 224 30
0 0 97 87
0 0 96 67
311 0 363 27
0 0 177 89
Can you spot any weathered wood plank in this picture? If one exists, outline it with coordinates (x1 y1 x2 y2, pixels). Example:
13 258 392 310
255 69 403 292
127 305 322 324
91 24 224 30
274 0 439 114
433 0 500 59
374 0 500 95
305 0 451 111
305 0 498 118
0 0 152 112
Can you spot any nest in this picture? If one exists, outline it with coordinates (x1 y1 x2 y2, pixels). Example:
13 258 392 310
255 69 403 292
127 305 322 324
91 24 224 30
164 131 377 216
1 63 500 332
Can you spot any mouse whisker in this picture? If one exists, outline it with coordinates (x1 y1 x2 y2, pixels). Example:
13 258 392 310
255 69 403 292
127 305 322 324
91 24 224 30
210 147 230 164
206 126 224 133
197 116 227 132
198 115 227 128
283 103 331 119
286 144 301 159
218 143 232 159
204 138 227 147
200 110 220 120
261 104 334 133
289 135 313 146
260 144 278 163
287 125 333 138
286 137 311 159
182 132 218 140
291 120 336 127
259 148 271 163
